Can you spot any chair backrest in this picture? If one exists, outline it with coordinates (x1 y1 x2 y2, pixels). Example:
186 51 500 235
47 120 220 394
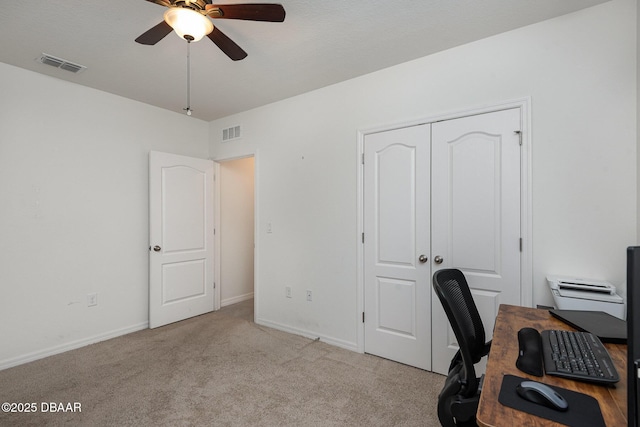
433 268 487 397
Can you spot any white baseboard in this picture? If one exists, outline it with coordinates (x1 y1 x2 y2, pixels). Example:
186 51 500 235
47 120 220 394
255 317 359 353
221 292 254 307
0 321 149 371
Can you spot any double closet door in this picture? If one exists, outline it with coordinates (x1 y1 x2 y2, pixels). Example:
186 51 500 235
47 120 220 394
363 108 522 373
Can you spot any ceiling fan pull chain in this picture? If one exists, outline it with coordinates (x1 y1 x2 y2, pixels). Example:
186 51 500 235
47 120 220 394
184 40 193 116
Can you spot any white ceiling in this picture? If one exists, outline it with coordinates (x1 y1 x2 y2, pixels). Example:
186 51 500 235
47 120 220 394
0 0 608 121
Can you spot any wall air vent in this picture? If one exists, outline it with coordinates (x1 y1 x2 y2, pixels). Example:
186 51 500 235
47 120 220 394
222 125 241 142
37 53 87 74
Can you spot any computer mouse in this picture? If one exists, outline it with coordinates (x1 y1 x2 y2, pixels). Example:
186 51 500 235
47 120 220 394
516 380 569 412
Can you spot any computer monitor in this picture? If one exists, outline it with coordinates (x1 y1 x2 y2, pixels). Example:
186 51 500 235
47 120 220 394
626 246 640 427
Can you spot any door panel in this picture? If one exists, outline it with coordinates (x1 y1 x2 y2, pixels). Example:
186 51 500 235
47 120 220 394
163 166 206 253
149 151 215 329
162 260 206 303
377 144 417 265
377 277 416 337
431 108 521 374
364 124 431 370
450 135 500 272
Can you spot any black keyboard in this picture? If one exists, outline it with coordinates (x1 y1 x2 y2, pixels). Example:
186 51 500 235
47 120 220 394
541 329 619 385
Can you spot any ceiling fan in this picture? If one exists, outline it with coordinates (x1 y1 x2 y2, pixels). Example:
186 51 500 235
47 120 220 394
135 0 286 61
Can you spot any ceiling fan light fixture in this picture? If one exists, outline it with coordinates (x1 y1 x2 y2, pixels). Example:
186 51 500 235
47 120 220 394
164 8 213 42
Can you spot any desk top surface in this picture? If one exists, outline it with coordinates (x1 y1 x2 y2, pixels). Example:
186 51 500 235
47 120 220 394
476 304 627 427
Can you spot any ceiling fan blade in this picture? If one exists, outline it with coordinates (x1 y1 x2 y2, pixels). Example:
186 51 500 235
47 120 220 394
143 0 173 7
206 3 285 22
207 27 248 61
135 21 173 45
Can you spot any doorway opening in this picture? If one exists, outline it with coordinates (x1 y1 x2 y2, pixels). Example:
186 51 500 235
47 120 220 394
216 156 255 313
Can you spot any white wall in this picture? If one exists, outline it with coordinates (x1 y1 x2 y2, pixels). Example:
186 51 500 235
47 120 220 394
0 63 210 368
219 157 255 306
209 0 637 350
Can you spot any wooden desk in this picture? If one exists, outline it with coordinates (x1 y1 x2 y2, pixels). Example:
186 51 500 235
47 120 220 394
476 304 627 427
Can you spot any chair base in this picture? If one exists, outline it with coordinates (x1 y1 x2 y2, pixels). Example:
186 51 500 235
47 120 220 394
438 374 485 427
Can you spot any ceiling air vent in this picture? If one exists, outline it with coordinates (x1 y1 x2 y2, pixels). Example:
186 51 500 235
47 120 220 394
222 125 241 142
37 53 87 74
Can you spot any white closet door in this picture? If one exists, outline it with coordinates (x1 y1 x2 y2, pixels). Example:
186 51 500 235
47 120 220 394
363 124 432 370
431 108 522 374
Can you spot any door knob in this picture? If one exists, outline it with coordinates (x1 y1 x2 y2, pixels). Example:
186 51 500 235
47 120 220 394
152 245 161 252
434 255 443 264
418 255 428 263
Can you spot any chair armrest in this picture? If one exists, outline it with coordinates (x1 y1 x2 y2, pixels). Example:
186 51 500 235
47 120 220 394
483 340 492 357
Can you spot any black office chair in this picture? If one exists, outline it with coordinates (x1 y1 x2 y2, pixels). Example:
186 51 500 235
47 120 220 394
432 269 491 427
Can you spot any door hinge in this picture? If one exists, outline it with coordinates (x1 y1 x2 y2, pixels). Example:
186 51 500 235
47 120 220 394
362 153 365 165
519 238 523 252
214 282 216 289
515 130 522 146
362 312 365 323
362 232 365 243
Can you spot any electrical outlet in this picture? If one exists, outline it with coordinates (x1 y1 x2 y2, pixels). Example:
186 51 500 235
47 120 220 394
87 293 98 307
306 290 312 301
285 287 292 298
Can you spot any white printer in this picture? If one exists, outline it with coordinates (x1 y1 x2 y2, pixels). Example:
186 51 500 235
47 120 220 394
547 275 625 320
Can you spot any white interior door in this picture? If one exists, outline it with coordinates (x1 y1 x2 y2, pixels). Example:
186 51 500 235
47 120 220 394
149 151 215 329
431 108 522 374
363 124 431 370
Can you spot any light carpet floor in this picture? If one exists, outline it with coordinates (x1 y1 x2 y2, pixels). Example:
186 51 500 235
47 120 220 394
0 300 445 426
